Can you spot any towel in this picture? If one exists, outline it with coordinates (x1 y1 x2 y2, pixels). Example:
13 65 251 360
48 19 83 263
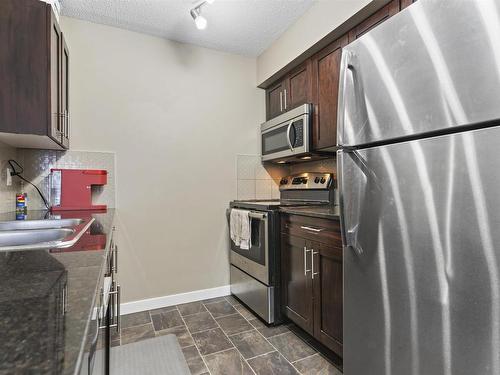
230 209 251 250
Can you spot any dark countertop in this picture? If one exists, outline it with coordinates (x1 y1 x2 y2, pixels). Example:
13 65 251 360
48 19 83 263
0 209 115 375
280 205 340 220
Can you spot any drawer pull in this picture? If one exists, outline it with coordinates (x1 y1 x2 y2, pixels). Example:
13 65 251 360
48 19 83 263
300 226 324 233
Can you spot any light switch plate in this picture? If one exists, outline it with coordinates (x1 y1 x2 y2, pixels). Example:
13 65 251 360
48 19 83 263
6 168 12 186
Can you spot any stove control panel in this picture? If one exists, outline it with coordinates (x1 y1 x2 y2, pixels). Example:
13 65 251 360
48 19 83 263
279 173 334 190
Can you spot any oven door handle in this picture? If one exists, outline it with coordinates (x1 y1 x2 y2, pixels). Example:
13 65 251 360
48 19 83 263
286 120 294 152
249 212 267 220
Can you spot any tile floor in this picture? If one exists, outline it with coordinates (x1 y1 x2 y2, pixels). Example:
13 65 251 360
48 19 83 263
112 295 342 375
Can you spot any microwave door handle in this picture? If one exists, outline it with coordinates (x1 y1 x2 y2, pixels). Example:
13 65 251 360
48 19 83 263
286 120 294 151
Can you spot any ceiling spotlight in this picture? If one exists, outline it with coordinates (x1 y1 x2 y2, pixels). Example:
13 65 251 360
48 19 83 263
190 7 207 30
190 0 214 30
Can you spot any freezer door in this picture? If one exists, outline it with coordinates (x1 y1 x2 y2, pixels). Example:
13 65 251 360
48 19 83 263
340 125 500 375
338 0 500 148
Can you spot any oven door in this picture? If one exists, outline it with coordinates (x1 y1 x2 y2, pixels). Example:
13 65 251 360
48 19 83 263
230 210 269 285
261 114 309 162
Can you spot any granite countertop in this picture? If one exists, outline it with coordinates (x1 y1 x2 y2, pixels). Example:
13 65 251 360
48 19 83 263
280 205 340 220
0 209 116 375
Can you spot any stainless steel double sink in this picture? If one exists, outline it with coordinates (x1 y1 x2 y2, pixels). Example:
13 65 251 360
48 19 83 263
0 218 94 252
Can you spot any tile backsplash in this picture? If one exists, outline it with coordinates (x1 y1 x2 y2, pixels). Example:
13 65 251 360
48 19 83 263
0 142 21 213
236 155 288 200
17 149 116 210
235 155 337 201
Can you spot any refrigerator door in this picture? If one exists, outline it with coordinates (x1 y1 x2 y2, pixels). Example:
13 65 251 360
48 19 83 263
338 0 500 148
340 125 500 375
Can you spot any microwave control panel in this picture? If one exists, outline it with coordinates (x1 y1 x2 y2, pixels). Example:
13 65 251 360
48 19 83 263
293 121 304 147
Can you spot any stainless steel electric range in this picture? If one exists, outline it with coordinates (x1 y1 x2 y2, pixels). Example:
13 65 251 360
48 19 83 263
228 172 336 324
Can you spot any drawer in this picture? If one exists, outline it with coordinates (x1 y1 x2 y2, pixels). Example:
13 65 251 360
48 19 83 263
281 214 342 246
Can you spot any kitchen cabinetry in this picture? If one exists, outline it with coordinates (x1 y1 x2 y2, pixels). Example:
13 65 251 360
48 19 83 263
348 0 400 42
0 0 70 150
265 61 311 120
310 35 348 151
281 214 343 356
281 234 314 334
264 0 405 153
400 0 417 10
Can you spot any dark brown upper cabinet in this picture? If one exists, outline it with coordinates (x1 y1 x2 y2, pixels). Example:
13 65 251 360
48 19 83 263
0 0 70 150
400 0 418 10
265 61 312 120
286 61 312 111
266 81 286 120
348 0 400 42
310 35 348 151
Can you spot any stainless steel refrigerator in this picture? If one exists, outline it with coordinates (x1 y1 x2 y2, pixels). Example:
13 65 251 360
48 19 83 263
337 1 500 374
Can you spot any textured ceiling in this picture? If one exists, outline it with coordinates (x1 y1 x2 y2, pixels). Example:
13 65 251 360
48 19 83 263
60 0 316 57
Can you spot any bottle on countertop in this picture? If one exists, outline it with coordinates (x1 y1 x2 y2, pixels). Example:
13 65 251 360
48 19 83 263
16 182 28 220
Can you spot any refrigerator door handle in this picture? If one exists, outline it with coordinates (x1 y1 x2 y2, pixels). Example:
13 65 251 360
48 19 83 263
337 50 369 148
337 151 349 247
338 150 364 255
337 51 352 147
346 225 363 255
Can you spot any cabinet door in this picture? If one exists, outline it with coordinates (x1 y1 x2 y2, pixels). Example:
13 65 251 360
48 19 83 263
49 8 63 145
312 240 343 356
60 35 70 149
0 0 48 135
310 35 348 151
400 0 417 10
266 81 285 120
281 234 314 335
284 61 311 111
348 0 400 42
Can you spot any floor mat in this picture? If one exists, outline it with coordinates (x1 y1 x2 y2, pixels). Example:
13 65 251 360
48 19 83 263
110 334 191 375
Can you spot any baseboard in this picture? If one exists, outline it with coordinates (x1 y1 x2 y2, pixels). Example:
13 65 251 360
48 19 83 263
120 285 231 315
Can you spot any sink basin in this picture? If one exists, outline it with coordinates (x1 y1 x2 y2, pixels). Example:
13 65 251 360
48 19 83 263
0 219 83 231
0 228 74 247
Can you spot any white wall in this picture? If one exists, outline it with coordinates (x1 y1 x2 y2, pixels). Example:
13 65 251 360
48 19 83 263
257 0 372 85
60 17 265 303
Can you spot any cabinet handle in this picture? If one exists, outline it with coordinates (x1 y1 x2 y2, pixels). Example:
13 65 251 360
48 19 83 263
98 287 106 329
303 246 311 276
311 251 320 279
109 282 121 333
116 284 121 333
56 113 64 136
280 91 283 112
66 111 70 139
113 245 118 274
300 226 324 233
284 89 287 109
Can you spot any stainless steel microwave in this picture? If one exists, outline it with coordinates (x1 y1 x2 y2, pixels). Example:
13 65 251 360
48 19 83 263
261 104 311 162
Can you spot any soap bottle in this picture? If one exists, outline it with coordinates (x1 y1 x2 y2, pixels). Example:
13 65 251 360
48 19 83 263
15 182 28 220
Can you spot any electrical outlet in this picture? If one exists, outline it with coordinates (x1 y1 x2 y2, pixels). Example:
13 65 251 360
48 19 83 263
6 168 12 186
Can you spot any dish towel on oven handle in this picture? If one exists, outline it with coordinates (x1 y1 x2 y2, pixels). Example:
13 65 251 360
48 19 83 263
230 209 251 250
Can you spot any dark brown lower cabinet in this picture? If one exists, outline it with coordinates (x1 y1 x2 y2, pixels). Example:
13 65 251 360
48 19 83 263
313 241 343 355
281 234 314 335
281 214 343 357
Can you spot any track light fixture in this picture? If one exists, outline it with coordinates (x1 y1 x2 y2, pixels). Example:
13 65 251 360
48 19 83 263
190 0 214 30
